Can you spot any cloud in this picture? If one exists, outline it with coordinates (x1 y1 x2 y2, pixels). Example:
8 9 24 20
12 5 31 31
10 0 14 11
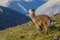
23 0 33 2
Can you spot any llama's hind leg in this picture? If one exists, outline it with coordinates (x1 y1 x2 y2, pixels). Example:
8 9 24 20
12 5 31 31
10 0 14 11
44 26 48 35
43 22 49 35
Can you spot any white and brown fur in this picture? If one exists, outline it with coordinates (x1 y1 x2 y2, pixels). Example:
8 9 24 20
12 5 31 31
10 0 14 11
29 9 51 34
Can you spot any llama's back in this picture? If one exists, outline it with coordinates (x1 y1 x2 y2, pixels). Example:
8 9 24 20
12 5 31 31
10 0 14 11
36 15 51 26
37 15 51 19
36 15 51 21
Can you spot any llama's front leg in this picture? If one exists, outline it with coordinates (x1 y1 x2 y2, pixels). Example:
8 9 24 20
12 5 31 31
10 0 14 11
35 25 42 33
35 25 39 31
35 25 39 30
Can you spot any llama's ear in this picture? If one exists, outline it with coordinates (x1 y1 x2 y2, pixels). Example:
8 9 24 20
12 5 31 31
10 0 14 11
28 9 32 13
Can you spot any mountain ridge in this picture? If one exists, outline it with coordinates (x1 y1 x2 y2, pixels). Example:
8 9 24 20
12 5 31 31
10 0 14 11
0 6 30 30
35 0 60 16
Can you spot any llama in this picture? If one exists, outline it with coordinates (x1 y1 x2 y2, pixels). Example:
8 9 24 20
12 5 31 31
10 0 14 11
28 9 51 34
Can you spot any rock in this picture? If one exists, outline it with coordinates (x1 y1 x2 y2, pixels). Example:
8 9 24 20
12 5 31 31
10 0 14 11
53 35 60 40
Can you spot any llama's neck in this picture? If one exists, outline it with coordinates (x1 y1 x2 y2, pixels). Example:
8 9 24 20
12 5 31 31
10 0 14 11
29 13 36 22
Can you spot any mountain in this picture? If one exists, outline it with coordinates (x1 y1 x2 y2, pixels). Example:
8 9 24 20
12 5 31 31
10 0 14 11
54 13 60 17
0 6 30 30
0 0 9 7
35 0 60 16
0 0 46 15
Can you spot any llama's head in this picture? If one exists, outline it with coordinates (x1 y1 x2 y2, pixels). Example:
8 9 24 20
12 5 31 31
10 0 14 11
29 9 35 13
28 9 35 17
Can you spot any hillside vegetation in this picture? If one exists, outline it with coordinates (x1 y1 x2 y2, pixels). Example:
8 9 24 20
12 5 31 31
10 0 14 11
0 13 60 40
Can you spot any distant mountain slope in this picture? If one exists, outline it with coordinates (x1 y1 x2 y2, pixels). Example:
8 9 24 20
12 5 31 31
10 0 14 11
0 6 30 30
8 0 45 15
35 0 60 16
0 0 46 15
54 13 60 17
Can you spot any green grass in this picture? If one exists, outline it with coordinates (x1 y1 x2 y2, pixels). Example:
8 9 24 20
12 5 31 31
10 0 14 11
0 17 60 40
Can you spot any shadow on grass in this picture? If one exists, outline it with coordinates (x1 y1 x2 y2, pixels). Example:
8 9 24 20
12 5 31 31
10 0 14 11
49 25 60 32
56 26 60 31
0 6 30 30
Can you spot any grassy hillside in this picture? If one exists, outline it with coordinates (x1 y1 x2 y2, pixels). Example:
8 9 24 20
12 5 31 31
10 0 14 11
0 13 60 40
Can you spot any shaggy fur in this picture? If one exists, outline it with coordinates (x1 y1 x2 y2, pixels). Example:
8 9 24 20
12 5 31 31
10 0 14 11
29 9 51 34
